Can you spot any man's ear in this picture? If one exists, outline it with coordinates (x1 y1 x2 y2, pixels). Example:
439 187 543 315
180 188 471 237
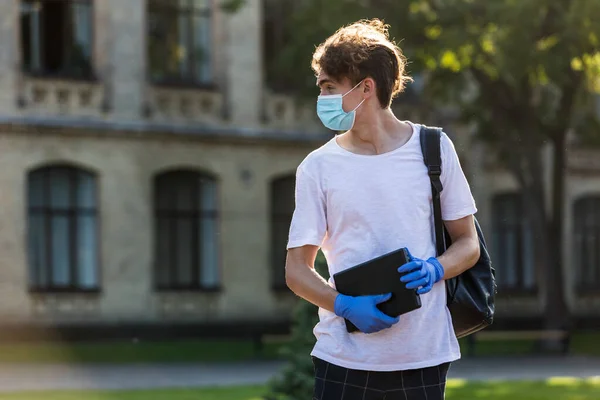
362 77 376 99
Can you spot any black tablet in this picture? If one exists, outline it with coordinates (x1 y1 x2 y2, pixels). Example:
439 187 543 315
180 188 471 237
333 247 422 333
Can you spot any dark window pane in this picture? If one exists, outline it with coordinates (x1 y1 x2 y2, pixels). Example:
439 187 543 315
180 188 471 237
156 178 173 211
492 193 535 291
77 170 96 208
504 229 518 287
51 215 71 287
262 1 296 92
272 216 291 286
70 2 92 62
20 3 36 71
523 226 536 289
271 176 296 289
156 217 171 287
575 197 600 289
272 177 295 214
192 13 211 82
175 218 193 286
42 0 65 72
77 215 97 288
28 170 46 208
154 171 219 290
200 179 218 287
178 11 192 78
20 0 92 78
200 177 217 212
175 176 194 212
28 213 47 287
147 0 212 84
27 165 98 291
49 168 71 209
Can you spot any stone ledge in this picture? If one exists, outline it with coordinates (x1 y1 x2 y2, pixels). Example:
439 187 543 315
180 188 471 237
19 76 106 117
0 115 331 145
30 292 101 318
144 85 225 124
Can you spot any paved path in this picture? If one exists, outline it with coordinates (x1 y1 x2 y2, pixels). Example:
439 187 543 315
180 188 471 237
0 361 283 392
449 355 600 382
0 356 599 392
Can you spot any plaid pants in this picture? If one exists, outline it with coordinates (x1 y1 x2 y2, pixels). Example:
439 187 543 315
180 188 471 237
312 356 450 400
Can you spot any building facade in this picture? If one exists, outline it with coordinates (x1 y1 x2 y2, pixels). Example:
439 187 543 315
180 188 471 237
0 0 598 340
472 141 600 328
0 0 329 340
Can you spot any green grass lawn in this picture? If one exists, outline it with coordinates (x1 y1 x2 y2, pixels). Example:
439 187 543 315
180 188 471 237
0 331 597 364
0 379 598 400
0 339 285 364
458 330 600 357
445 378 600 400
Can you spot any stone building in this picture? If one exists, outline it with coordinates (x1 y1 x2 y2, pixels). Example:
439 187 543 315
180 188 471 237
0 0 329 340
0 0 597 340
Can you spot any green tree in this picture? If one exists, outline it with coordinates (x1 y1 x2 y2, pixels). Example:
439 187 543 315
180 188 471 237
264 0 600 341
264 252 329 400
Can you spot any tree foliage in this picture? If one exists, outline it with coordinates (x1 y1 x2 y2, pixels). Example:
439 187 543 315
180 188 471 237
264 0 600 338
265 0 600 138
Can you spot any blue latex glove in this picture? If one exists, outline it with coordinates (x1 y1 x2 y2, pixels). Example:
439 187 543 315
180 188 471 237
334 293 400 334
398 250 445 294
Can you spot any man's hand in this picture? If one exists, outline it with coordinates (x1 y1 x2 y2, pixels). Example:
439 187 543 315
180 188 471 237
398 250 445 294
334 293 400 334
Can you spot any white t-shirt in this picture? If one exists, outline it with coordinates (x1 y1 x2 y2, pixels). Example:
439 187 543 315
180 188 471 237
286 121 478 371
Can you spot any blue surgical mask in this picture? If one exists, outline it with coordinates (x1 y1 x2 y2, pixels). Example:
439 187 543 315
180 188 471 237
316 80 365 131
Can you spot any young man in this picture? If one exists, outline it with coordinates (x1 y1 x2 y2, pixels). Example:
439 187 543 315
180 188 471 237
285 19 480 400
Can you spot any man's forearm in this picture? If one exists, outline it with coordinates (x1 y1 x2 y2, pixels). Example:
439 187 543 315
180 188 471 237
286 262 339 313
437 235 480 280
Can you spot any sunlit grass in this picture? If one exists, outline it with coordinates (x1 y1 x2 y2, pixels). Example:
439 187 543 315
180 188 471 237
445 377 600 400
0 380 598 400
458 330 600 357
446 378 468 388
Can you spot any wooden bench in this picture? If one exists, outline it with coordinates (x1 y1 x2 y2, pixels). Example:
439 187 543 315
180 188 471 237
465 329 571 356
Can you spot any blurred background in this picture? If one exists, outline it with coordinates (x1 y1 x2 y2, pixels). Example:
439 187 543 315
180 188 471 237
0 0 599 399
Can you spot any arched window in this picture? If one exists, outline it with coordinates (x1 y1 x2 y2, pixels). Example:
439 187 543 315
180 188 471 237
27 165 99 291
573 196 600 291
270 175 295 290
154 170 219 290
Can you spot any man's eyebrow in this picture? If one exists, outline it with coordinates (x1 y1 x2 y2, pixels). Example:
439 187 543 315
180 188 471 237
317 78 335 87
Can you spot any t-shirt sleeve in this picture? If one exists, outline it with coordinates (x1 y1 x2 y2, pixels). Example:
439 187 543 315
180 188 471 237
286 163 327 249
439 133 478 221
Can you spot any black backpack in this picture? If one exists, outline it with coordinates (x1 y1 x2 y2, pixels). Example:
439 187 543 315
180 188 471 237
420 126 497 338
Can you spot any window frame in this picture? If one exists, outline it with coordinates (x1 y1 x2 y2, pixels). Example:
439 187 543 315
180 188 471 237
270 174 296 292
573 195 600 294
19 0 96 81
491 192 538 295
146 0 214 87
26 164 101 293
153 169 221 292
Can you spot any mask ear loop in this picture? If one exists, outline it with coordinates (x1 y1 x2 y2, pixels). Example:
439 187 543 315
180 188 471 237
342 79 366 113
350 98 365 112
342 79 365 98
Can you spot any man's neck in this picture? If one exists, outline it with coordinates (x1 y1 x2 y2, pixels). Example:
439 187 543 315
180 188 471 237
337 108 413 156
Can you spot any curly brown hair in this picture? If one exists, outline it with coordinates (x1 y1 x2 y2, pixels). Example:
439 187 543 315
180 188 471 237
311 19 412 108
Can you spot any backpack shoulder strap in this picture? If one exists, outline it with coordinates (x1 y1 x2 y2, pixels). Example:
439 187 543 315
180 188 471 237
419 125 446 256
